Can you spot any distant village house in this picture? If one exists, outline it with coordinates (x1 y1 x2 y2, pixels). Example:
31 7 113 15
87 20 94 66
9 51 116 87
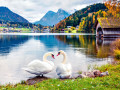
76 25 79 30
67 26 72 29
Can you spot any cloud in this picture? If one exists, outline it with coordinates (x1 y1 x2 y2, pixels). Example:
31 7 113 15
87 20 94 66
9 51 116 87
0 0 103 22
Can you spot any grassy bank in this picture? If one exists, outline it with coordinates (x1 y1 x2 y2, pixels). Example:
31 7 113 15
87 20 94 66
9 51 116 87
0 62 120 90
64 30 77 33
0 27 31 32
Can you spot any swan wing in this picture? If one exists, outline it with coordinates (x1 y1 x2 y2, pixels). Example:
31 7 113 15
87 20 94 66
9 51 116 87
25 60 54 74
65 63 72 72
56 64 65 75
56 63 72 77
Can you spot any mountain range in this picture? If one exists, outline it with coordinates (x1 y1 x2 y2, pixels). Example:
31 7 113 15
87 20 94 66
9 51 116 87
0 7 29 23
34 9 70 26
67 9 77 14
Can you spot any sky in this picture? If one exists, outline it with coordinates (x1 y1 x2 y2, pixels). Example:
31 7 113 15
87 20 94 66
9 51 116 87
0 0 103 23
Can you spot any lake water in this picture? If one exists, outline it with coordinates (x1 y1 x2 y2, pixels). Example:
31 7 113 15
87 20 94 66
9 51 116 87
0 33 115 85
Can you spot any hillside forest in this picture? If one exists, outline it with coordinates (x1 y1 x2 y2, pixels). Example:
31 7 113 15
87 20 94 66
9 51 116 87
55 1 120 33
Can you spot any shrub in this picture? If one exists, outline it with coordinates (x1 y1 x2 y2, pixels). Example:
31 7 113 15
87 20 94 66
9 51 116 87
111 39 120 60
114 50 120 59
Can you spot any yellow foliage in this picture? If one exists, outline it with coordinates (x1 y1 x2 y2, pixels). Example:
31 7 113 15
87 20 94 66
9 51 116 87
93 15 95 23
114 49 120 60
70 26 75 30
111 39 120 60
104 0 120 18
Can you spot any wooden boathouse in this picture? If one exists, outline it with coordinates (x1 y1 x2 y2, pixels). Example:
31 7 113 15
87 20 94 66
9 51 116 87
95 18 120 38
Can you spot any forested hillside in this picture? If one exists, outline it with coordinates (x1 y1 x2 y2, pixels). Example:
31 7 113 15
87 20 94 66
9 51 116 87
55 3 107 32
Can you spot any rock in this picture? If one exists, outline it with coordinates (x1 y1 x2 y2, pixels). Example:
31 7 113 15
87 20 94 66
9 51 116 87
93 70 101 77
77 70 109 79
79 72 95 78
99 71 109 77
78 74 88 78
85 72 95 78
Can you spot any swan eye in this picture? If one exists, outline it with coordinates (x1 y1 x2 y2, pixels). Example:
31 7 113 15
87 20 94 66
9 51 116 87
58 52 60 54
57 52 60 56
52 54 55 59
52 54 54 57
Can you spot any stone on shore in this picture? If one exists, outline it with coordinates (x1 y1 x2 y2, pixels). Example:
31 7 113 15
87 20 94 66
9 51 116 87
78 70 109 78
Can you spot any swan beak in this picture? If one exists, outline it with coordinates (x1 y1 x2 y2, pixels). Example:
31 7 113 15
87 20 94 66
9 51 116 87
52 56 55 59
57 52 60 56
57 54 59 56
52 54 55 59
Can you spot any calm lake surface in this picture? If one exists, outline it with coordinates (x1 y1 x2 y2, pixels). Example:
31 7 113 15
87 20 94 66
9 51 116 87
0 33 115 85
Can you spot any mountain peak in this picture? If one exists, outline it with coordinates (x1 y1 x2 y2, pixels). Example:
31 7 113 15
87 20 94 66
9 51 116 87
0 7 10 12
34 9 70 26
0 7 29 23
58 8 64 11
47 10 55 13
0 6 8 9
57 8 69 14
67 9 77 14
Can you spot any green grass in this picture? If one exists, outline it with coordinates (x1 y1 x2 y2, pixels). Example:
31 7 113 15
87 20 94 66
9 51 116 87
0 27 5 29
64 30 77 33
21 28 31 31
0 27 31 32
13 28 31 31
0 62 120 90
71 30 77 33
0 27 30 30
64 31 69 33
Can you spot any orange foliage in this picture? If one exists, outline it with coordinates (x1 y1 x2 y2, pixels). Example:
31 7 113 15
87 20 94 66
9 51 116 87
104 0 120 18
55 19 66 30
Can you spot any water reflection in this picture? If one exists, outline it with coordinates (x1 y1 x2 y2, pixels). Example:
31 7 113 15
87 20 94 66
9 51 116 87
33 36 67 50
96 38 119 58
55 35 97 58
0 35 30 56
0 34 115 85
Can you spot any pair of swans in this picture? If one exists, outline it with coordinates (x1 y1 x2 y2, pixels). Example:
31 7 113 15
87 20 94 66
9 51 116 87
24 50 72 79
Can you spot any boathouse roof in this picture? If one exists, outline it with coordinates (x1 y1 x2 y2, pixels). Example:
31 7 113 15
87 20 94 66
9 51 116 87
95 17 120 29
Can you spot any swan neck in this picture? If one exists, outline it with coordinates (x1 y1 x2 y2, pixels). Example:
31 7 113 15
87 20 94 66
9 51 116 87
43 54 49 62
62 52 67 64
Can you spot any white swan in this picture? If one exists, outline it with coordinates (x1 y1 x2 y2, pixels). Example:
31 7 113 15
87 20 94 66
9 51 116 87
56 50 72 78
23 52 55 76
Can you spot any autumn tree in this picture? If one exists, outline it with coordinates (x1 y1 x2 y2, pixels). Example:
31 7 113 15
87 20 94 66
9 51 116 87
55 3 106 30
71 26 75 30
104 0 120 18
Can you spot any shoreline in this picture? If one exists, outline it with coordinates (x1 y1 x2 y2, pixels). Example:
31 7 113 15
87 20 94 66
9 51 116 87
0 33 95 36
0 61 120 89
